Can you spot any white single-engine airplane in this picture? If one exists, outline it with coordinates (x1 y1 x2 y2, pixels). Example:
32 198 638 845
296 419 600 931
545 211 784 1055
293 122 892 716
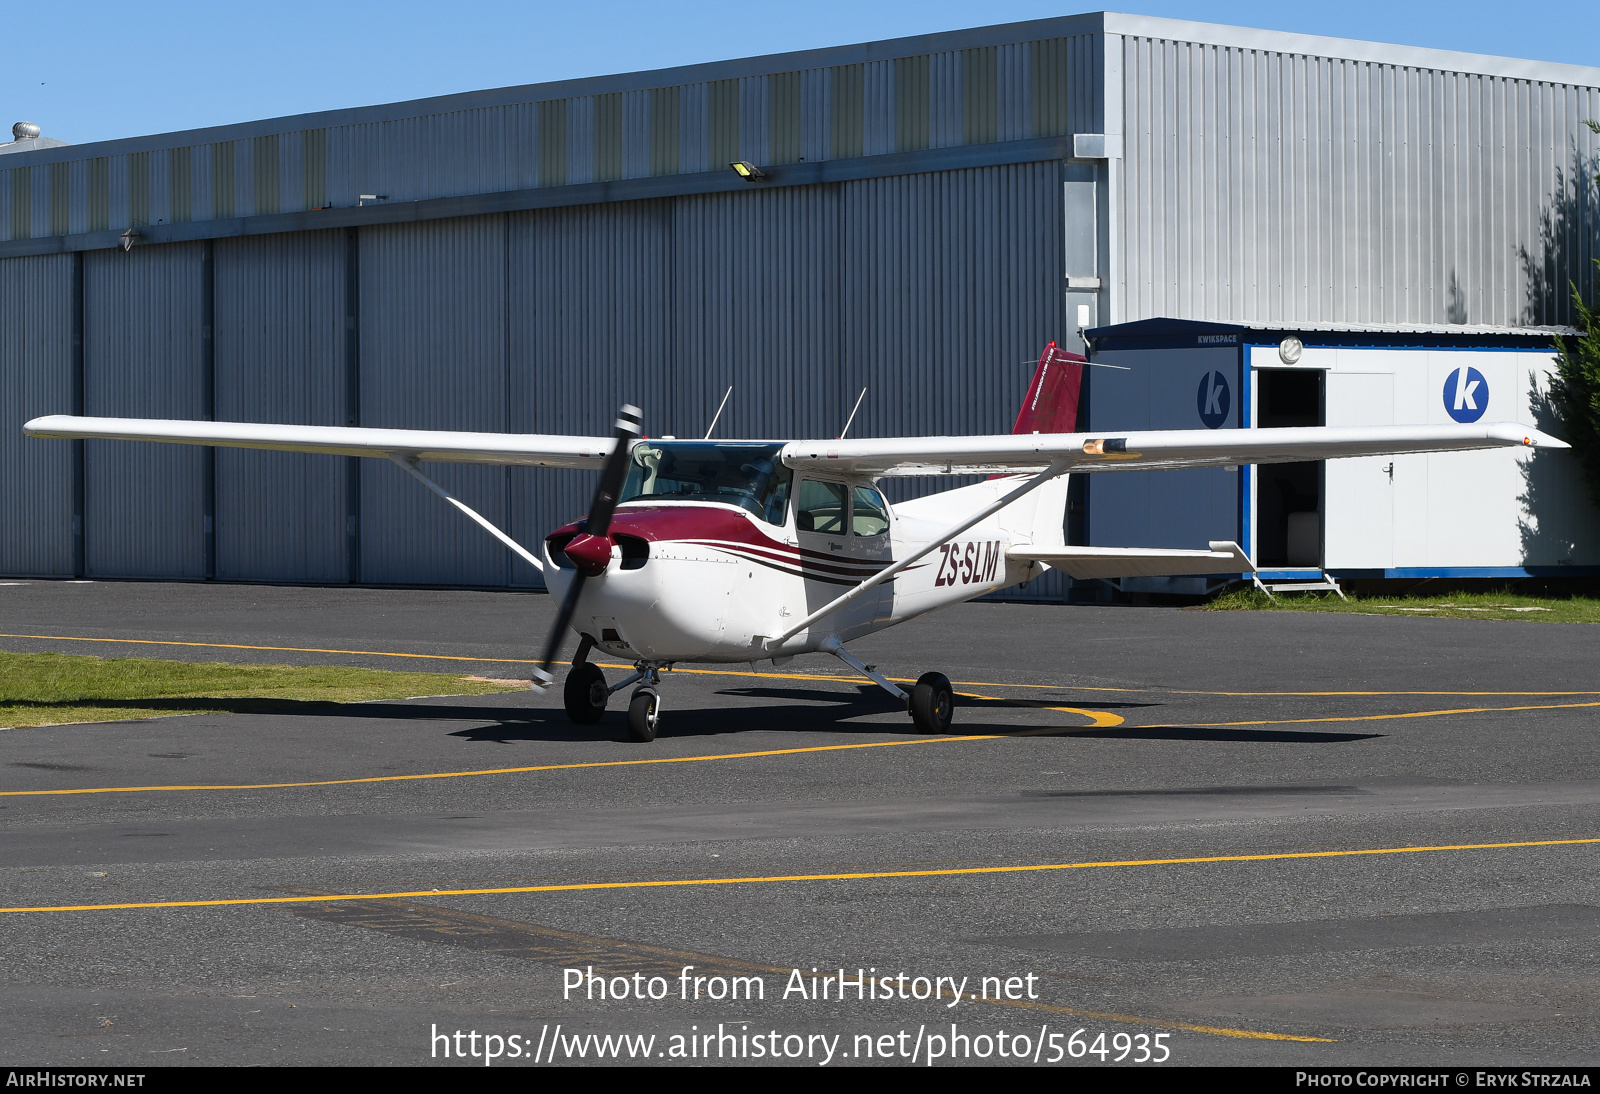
26 344 1566 741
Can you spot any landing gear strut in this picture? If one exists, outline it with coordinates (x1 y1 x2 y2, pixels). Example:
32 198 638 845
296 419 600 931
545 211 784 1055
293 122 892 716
820 635 956 734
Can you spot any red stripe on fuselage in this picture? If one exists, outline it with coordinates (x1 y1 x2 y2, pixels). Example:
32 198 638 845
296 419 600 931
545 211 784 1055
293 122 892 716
546 502 930 583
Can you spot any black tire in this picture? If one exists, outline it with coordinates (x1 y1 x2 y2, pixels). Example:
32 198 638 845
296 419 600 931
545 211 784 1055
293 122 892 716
908 672 955 734
627 687 660 743
563 663 608 724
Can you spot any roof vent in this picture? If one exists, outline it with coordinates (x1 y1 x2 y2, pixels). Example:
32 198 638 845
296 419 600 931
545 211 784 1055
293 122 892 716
12 121 41 141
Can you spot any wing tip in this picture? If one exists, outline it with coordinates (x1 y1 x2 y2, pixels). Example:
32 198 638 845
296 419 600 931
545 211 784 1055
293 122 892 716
23 414 73 437
1525 429 1571 450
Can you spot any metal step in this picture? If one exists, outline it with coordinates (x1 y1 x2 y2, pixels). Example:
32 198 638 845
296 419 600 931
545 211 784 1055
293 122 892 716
1253 571 1346 599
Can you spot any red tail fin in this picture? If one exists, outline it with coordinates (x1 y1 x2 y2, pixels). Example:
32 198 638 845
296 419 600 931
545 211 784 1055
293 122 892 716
1011 341 1085 435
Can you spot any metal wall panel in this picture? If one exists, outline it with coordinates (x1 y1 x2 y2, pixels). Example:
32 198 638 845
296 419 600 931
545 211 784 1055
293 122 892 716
0 253 75 574
82 242 208 578
0 168 15 242
1115 33 1600 327
213 230 350 582
358 216 511 585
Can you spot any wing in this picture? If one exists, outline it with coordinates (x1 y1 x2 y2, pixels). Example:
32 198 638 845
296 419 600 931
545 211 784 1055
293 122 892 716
781 422 1567 477
23 416 615 469
1009 541 1254 579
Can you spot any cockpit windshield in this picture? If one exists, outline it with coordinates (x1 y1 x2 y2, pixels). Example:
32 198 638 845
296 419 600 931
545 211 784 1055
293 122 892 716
619 441 793 526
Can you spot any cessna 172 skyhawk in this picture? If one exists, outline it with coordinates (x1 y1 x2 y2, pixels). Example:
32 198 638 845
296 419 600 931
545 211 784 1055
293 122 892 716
25 344 1565 742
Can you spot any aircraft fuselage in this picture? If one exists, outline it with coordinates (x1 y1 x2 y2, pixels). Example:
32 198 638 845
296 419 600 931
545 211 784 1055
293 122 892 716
544 473 1040 665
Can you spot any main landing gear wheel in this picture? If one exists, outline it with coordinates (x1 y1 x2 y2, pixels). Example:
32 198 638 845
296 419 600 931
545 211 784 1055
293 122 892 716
627 686 661 743
563 663 608 724
909 672 955 734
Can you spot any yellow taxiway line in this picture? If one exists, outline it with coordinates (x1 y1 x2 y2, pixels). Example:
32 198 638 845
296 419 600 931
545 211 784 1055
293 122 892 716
5 836 1595 915
1100 699 1600 731
0 734 1000 797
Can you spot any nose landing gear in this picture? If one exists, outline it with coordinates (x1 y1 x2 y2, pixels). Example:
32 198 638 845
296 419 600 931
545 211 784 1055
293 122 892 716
561 648 668 743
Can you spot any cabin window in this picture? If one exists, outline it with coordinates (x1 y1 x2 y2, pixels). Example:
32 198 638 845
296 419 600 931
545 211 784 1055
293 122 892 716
851 485 890 537
796 479 847 534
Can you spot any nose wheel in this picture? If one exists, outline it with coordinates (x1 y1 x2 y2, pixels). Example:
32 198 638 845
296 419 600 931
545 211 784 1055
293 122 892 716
627 687 661 742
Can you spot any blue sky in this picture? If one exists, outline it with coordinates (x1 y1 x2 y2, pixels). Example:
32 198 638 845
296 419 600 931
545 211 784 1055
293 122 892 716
4 1 1597 147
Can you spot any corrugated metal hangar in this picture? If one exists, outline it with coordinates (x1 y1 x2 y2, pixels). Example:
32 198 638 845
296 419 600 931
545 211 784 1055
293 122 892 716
2 12 1598 593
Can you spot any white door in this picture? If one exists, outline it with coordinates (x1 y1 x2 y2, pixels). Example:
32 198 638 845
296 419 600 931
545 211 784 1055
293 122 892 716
1323 372 1394 570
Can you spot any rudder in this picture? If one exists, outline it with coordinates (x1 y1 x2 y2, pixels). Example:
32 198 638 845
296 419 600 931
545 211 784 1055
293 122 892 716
1012 341 1086 435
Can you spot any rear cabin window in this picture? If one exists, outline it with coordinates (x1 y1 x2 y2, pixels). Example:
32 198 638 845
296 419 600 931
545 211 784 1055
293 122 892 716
851 485 890 537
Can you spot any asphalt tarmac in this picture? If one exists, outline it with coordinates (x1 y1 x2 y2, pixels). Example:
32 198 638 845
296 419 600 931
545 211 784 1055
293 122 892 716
1 579 1597 1068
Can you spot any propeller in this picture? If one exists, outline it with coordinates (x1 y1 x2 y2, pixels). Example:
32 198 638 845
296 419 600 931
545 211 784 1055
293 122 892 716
531 403 643 688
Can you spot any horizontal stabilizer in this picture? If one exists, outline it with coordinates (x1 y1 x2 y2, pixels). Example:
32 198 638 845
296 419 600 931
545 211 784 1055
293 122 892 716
1009 540 1255 580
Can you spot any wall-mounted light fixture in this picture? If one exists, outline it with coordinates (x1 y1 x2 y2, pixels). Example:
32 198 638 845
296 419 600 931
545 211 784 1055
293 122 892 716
118 227 141 253
729 161 766 181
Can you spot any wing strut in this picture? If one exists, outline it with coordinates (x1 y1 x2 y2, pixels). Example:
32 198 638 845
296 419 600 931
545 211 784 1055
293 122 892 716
763 459 1070 650
388 454 544 574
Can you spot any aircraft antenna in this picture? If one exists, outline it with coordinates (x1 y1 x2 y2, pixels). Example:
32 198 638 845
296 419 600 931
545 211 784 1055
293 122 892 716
838 387 868 439
703 386 733 439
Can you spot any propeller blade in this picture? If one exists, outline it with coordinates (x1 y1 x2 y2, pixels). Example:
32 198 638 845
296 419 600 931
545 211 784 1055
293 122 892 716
533 571 588 686
531 403 643 688
585 403 643 536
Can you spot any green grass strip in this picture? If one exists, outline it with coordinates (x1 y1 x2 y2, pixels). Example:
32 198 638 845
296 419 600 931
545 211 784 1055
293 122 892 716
1203 588 1600 623
0 651 523 729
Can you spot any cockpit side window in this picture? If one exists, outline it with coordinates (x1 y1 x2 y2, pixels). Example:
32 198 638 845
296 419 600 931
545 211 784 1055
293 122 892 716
851 484 890 537
795 479 847 534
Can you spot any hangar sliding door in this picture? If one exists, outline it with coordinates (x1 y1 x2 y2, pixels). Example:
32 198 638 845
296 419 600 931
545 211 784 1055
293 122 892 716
508 201 674 590
213 231 351 583
359 217 510 586
82 243 209 579
0 253 75 576
672 186 842 443
839 163 1062 449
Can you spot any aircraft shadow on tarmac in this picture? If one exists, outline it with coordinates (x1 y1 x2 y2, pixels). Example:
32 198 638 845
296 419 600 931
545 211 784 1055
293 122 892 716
4 693 1383 747
717 685 1161 712
442 686 1376 745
